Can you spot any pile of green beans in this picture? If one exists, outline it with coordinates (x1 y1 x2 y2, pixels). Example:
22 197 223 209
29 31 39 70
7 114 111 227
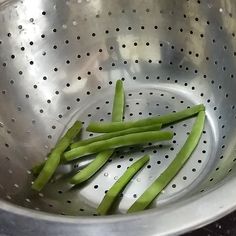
32 121 82 191
64 130 173 161
70 124 161 149
86 104 205 133
128 111 205 213
71 80 124 185
97 155 150 215
31 79 206 216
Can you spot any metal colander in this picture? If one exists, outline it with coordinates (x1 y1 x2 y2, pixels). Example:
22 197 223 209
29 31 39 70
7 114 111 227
1 0 236 235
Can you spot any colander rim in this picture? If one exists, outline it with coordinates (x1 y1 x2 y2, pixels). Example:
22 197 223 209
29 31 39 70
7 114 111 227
0 174 236 235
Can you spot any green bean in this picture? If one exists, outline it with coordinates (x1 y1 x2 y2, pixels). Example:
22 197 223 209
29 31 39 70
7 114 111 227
31 123 79 175
127 111 205 213
70 124 161 149
112 80 124 122
32 121 82 191
64 130 173 161
31 150 55 176
70 150 114 185
97 155 150 215
31 161 45 176
70 80 125 185
86 104 205 133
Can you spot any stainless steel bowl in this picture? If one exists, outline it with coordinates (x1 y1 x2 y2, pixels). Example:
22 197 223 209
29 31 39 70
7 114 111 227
1 0 236 235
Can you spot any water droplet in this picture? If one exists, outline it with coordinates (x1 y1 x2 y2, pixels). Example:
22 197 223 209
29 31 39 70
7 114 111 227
72 20 77 26
136 178 141 182
104 172 108 177
114 176 118 180
0 122 4 127
207 3 213 8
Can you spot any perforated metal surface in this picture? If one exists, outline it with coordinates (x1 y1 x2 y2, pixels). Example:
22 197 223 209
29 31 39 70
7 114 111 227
0 0 236 227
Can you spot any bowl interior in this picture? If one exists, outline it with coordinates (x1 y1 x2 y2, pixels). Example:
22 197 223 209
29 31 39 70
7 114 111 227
0 0 236 217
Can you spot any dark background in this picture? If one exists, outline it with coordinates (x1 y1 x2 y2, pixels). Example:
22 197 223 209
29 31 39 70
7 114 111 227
185 211 236 236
